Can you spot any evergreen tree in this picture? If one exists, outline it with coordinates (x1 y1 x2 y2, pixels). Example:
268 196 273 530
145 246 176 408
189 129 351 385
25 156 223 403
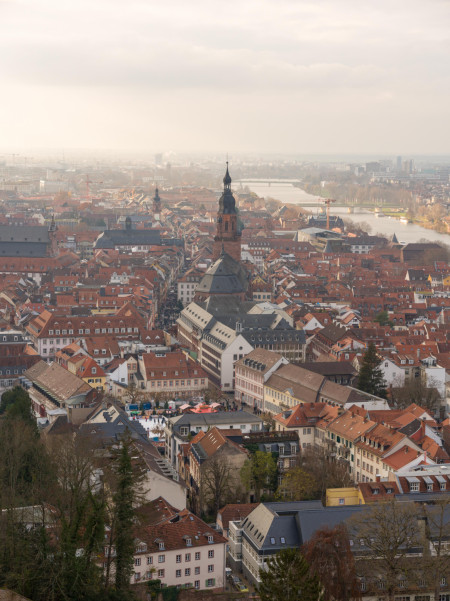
259 548 322 601
112 433 145 593
357 343 387 398
0 387 36 431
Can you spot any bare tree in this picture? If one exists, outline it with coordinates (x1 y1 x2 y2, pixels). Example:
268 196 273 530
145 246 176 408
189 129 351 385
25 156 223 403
390 377 442 416
420 499 450 601
349 500 422 601
300 447 353 501
302 524 360 601
200 454 237 516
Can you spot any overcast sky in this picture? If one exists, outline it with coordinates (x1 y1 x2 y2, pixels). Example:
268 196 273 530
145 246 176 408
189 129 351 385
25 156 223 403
1 0 449 155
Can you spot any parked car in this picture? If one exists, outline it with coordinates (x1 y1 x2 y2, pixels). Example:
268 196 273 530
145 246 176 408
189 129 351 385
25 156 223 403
237 583 249 593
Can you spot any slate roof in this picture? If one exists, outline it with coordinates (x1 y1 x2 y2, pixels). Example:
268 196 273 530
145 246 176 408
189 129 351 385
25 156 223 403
94 229 161 249
196 251 249 295
242 501 368 553
79 408 149 444
169 411 262 435
302 361 357 377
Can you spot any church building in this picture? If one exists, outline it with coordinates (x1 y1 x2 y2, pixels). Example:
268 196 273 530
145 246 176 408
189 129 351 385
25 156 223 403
212 163 241 262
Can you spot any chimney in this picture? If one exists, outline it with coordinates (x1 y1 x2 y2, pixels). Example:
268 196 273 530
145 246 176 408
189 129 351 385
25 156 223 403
420 418 426 439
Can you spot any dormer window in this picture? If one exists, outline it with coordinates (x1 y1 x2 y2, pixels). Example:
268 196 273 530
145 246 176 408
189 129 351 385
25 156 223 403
207 535 213 544
159 542 165 550
186 538 192 547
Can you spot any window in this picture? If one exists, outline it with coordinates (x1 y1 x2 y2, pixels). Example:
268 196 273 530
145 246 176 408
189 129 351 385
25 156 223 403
158 555 165 563
208 565 214 573
339 498 345 505
159 542 165 550
195 567 200 575
176 570 181 578
195 581 200 589
185 568 191 577
410 482 419 492
208 550 214 558
135 558 141 566
195 552 200 560
147 556 153 565
157 569 165 578
185 553 191 562
280 537 286 544
206 578 215 587
176 555 181 563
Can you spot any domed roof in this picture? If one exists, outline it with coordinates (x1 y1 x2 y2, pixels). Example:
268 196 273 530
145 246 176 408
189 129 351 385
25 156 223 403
196 250 248 296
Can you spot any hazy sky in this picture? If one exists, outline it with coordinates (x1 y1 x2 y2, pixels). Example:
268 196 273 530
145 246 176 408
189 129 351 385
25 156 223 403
1 0 449 155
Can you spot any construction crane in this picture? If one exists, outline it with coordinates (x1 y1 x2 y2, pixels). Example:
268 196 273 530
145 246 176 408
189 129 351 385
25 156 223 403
320 198 337 230
85 174 103 202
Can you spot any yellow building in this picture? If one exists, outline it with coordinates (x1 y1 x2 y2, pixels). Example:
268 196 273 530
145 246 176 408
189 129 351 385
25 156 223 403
326 487 361 507
74 356 106 391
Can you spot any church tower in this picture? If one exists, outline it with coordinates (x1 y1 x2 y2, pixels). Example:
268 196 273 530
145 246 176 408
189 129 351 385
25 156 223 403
212 163 241 262
153 187 161 221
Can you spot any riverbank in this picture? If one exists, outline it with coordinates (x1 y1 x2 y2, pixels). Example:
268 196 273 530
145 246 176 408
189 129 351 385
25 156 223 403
240 181 450 246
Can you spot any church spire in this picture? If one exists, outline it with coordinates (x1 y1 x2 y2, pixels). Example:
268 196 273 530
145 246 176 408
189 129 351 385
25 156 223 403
223 161 231 189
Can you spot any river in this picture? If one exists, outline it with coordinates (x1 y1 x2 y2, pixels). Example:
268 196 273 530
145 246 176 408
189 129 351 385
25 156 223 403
238 181 450 246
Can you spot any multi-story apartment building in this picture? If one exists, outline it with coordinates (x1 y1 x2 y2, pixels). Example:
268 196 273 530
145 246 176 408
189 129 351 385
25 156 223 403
164 412 263 470
187 427 249 512
106 497 227 591
177 267 204 307
0 330 40 391
26 305 146 360
235 497 450 601
138 351 209 399
234 348 288 410
177 297 305 391
263 363 387 415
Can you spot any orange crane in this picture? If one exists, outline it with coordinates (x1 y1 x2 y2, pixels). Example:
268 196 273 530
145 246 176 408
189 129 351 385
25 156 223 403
320 198 336 230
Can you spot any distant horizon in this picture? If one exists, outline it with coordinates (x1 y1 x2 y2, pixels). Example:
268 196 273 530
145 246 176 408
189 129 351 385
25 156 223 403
1 148 450 165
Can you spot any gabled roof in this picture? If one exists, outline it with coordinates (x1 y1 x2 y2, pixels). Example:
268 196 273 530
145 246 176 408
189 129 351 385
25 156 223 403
25 360 92 404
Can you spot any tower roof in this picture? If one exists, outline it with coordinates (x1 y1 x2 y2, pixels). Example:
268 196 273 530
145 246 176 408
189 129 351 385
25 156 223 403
223 162 232 187
218 163 237 215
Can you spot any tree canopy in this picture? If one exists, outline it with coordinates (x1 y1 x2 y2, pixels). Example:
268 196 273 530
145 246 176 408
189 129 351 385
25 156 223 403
240 451 277 502
259 548 322 601
357 343 387 398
